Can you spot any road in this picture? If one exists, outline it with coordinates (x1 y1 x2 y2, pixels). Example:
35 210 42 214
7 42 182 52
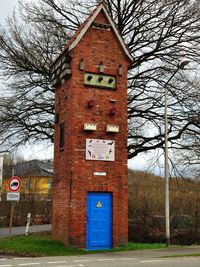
0 247 199 267
0 224 51 238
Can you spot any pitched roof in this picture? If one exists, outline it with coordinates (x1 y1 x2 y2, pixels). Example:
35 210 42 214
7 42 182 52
51 3 133 67
13 160 53 177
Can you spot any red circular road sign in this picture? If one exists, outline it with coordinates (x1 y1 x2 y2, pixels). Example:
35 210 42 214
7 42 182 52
8 176 21 192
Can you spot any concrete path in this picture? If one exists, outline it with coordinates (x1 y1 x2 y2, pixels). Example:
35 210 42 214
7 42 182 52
0 224 51 238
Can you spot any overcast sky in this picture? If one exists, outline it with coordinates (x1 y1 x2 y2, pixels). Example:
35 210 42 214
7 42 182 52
0 0 19 24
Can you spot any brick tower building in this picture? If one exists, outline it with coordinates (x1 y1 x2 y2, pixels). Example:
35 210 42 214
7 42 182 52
51 3 133 250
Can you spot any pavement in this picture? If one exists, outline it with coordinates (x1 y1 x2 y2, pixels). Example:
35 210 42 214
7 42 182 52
0 223 51 238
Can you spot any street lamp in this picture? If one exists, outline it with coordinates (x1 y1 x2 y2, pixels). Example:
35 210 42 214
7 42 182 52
164 60 190 246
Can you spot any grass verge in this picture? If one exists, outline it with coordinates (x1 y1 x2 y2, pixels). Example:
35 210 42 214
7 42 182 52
0 233 166 257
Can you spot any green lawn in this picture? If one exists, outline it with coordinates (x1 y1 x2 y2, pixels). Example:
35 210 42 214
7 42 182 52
0 233 166 257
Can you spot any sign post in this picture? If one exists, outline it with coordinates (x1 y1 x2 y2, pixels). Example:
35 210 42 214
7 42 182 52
8 176 21 193
9 202 15 236
8 176 21 236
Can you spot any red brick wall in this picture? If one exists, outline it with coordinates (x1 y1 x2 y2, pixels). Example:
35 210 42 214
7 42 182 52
52 10 130 247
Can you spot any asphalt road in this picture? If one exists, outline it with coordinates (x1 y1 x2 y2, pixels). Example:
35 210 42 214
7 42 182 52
0 247 200 267
0 224 51 238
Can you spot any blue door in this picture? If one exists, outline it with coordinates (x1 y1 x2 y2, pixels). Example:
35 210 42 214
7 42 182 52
87 192 112 250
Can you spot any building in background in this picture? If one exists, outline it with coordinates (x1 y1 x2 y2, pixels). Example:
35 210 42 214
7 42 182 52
2 159 53 199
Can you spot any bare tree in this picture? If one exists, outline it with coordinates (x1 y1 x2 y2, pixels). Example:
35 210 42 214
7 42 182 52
0 0 199 172
3 153 24 178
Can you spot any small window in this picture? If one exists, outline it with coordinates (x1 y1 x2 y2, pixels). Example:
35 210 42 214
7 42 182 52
54 113 59 124
60 122 65 150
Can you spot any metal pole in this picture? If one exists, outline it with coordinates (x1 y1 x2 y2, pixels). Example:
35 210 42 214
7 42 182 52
164 70 177 247
9 202 15 236
164 83 170 246
9 164 15 236
163 60 189 247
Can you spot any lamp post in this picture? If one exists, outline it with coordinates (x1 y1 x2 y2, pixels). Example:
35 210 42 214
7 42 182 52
164 60 189 247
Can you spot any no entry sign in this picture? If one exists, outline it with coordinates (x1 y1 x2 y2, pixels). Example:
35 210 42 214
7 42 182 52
8 176 21 192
